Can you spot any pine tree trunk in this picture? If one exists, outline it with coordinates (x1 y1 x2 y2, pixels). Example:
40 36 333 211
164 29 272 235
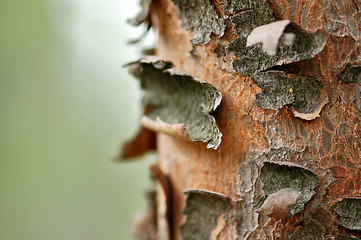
125 0 361 239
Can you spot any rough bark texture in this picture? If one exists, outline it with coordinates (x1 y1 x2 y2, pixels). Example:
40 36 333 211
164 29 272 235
126 0 361 239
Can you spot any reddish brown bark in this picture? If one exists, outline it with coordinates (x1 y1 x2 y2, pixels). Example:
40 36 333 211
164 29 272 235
129 0 361 239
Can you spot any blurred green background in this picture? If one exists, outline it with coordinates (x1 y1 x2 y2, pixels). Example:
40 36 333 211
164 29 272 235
0 0 155 239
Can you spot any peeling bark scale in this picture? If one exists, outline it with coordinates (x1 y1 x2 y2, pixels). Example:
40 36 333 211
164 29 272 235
170 0 225 46
288 219 325 240
122 0 361 239
258 162 319 218
332 198 361 231
180 190 231 240
126 57 223 149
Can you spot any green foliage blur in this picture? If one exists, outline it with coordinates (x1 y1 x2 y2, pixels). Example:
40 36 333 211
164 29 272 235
0 0 155 239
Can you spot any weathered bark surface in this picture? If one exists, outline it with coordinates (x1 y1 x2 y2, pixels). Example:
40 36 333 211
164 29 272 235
127 0 361 239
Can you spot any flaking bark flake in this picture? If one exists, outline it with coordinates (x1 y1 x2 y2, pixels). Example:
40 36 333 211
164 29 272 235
252 71 324 114
126 57 223 149
180 190 231 240
170 0 225 46
339 64 361 83
258 162 319 218
333 198 361 231
127 0 153 44
288 219 325 240
120 127 156 160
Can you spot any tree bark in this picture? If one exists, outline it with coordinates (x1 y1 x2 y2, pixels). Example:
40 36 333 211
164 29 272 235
125 0 361 239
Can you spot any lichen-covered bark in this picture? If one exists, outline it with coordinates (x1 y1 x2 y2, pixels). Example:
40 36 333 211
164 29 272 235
252 71 324 114
180 190 231 240
170 0 225 45
258 162 319 218
333 198 361 231
125 0 361 239
127 58 223 149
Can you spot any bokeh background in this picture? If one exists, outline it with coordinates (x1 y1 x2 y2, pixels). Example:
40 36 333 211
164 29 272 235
0 0 155 239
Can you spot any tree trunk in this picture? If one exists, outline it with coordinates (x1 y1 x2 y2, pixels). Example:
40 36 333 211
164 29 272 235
125 0 361 239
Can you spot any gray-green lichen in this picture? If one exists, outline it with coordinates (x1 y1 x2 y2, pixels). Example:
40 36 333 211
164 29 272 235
227 0 275 30
258 162 319 217
332 198 361 231
289 220 325 240
252 71 323 113
181 190 231 240
170 0 225 45
127 57 223 149
339 64 361 83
